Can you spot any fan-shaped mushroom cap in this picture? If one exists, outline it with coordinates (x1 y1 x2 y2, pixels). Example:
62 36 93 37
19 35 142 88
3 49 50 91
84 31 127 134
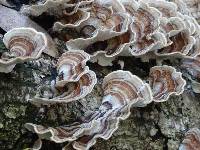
63 0 131 42
0 5 58 57
56 0 131 64
53 9 91 31
77 0 129 33
0 27 47 73
56 50 90 86
149 65 186 102
21 0 94 33
153 6 200 58
146 0 186 38
183 15 200 57
145 0 178 17
25 70 153 150
72 70 153 149
179 128 200 150
159 17 186 39
29 50 97 104
30 70 97 104
102 70 153 107
121 0 166 56
155 29 196 57
66 28 132 58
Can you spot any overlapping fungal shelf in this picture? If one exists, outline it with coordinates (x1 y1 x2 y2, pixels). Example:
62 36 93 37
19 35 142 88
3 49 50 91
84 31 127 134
149 65 186 102
1 0 200 149
0 27 47 73
29 50 97 105
21 0 200 61
25 70 153 150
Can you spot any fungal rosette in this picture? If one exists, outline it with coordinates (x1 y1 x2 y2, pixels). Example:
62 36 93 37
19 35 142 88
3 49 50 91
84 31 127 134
148 65 186 102
61 0 130 38
56 50 90 86
19 0 200 60
66 0 166 64
122 0 167 56
146 1 197 57
0 27 47 73
79 0 129 33
21 0 93 32
155 29 196 57
160 0 200 58
132 0 200 58
146 0 188 41
47 0 200 62
64 0 131 52
179 128 200 150
72 70 153 149
25 70 153 150
102 70 153 107
29 50 97 104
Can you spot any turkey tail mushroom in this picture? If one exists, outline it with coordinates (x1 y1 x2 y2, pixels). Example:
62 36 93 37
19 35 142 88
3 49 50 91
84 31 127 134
154 29 196 57
73 70 153 149
0 5 58 57
25 70 153 150
148 65 186 102
56 50 90 86
0 27 47 73
29 50 97 104
121 0 167 56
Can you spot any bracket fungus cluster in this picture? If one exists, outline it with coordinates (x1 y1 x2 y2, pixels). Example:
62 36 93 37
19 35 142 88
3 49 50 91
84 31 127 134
1 0 200 149
29 50 97 105
19 0 200 65
0 27 47 73
25 70 153 150
149 65 186 102
24 65 186 150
